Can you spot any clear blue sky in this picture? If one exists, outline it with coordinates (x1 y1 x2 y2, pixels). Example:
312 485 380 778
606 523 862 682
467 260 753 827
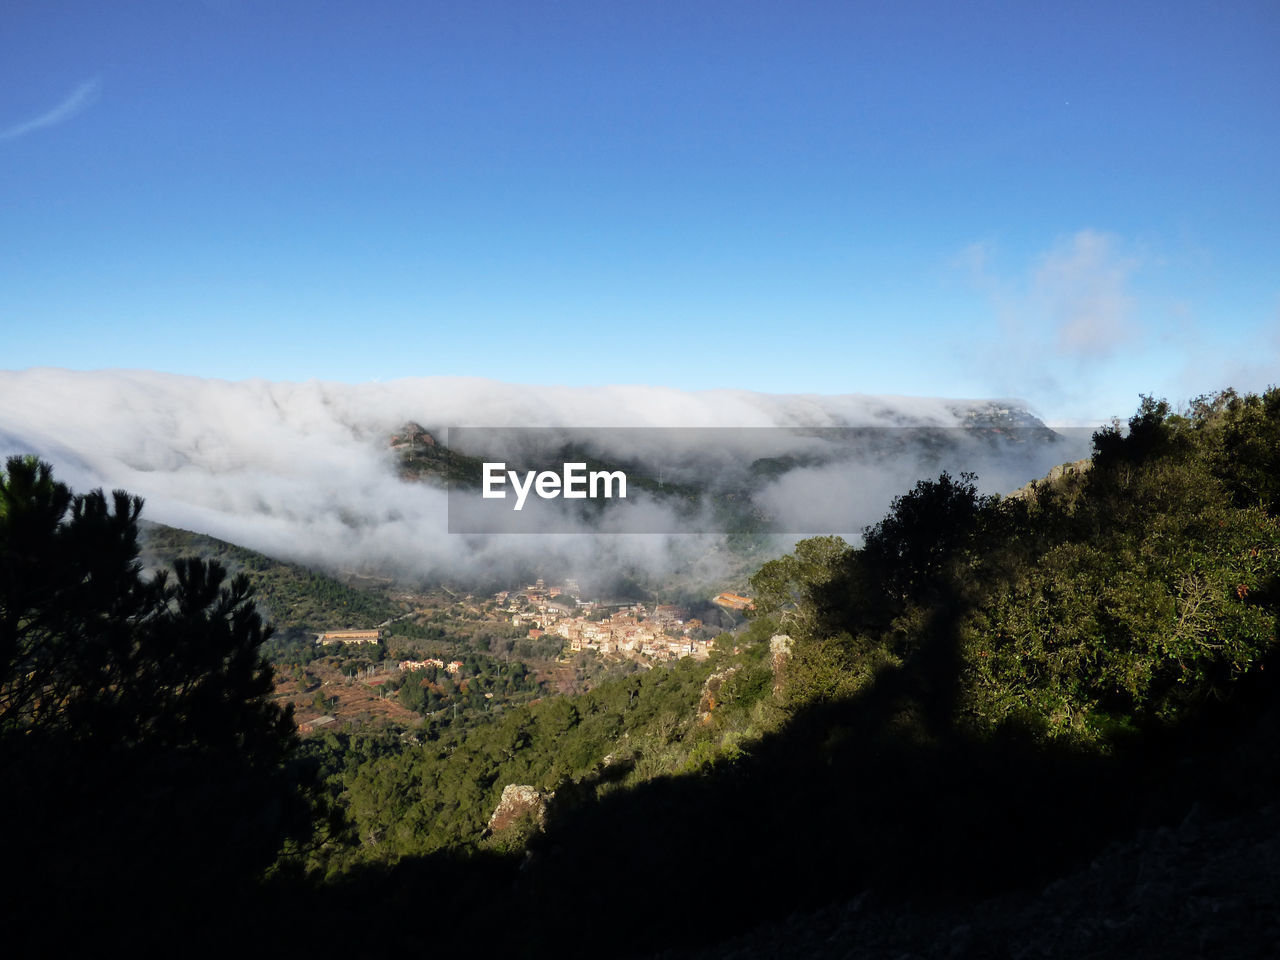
2 0 1277 421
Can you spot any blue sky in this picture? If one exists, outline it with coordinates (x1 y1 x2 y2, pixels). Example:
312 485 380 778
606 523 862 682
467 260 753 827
2 0 1277 422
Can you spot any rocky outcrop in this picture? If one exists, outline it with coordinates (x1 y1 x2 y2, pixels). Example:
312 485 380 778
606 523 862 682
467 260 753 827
389 422 436 450
697 667 739 722
769 634 793 695
487 784 553 835
1005 458 1091 502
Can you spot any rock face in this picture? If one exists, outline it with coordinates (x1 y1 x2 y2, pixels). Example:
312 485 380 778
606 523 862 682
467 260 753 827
389 422 436 450
1005 458 1091 502
698 667 739 722
769 634 793 696
488 784 553 835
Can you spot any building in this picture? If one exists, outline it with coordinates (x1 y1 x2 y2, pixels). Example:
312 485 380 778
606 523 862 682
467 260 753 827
316 629 381 645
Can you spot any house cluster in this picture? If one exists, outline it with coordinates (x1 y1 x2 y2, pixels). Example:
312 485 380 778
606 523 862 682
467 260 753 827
505 577 579 631
501 577 579 604
316 629 381 645
497 580 713 663
556 612 712 662
399 657 463 675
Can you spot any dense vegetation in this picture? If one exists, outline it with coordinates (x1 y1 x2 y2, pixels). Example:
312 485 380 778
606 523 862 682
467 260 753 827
754 390 1280 747
320 655 719 862
292 388 1280 954
5 388 1279 956
0 456 315 948
140 521 400 632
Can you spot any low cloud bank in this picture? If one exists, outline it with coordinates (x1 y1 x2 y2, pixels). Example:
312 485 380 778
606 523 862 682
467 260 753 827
0 369 1092 587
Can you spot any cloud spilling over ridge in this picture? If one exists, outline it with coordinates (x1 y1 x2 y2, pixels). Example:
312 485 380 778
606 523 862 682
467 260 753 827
0 369 1089 586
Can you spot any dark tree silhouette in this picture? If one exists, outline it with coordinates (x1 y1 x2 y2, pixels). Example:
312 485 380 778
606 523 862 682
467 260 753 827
0 456 313 943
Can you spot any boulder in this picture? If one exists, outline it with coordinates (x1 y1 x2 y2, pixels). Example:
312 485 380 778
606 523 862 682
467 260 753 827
488 784 553 835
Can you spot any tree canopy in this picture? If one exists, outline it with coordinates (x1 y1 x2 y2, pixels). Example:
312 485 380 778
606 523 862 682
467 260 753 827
0 455 312 938
750 388 1280 743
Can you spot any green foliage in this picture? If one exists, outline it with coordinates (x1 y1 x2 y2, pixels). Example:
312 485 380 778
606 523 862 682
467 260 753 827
1195 387 1280 513
752 388 1280 747
139 522 399 636
749 534 848 633
779 631 901 711
377 651 541 723
321 646 783 868
859 470 998 610
251 387 1280 943
965 403 1280 739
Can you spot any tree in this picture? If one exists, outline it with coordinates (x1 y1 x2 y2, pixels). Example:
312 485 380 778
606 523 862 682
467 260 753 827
748 534 848 634
858 470 995 610
0 456 313 938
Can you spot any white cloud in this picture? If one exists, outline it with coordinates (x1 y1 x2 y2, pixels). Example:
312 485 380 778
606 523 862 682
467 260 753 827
0 78 103 142
954 229 1145 419
1031 230 1138 359
0 370 1075 587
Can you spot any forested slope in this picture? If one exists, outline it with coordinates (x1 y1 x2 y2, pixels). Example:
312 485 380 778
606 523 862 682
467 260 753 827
6 388 1280 957
139 521 400 630
259 388 1280 957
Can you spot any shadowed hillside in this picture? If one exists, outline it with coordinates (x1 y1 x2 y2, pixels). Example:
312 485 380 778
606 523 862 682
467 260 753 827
5 388 1280 957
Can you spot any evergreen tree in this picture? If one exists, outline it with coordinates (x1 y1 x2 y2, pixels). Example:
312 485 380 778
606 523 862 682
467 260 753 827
0 456 313 941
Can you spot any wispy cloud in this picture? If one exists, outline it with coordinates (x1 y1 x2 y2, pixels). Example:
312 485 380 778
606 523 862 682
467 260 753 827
961 230 1141 359
0 77 103 142
1031 230 1138 359
958 231 1280 421
952 230 1146 420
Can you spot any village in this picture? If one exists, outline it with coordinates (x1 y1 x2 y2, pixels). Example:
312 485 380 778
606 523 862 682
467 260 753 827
287 579 755 734
308 581 738 665
495 579 754 664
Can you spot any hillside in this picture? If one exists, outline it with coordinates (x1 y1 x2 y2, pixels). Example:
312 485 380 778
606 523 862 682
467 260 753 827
8 387 1279 958
138 520 402 632
264 387 1280 957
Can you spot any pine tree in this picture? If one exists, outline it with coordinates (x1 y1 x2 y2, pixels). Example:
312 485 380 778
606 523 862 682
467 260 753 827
0 456 314 941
